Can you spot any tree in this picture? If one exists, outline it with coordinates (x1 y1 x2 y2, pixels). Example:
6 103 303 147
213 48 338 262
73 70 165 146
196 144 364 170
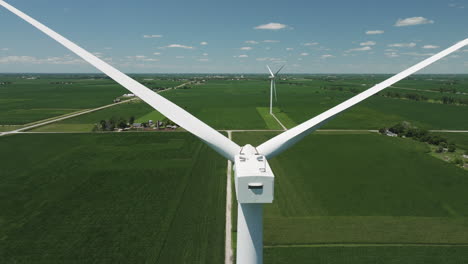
129 116 135 124
118 119 127 129
448 144 456 153
436 146 444 153
99 120 107 131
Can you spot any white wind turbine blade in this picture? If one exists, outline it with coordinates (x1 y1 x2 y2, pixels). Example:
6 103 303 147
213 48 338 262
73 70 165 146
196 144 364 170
0 0 241 161
266 65 275 78
275 65 285 76
257 39 468 159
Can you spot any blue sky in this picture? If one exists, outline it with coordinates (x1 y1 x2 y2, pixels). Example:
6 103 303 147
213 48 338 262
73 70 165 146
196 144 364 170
0 0 467 73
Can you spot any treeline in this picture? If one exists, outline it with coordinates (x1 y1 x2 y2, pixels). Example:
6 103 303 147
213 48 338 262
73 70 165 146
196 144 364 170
321 86 360 94
381 91 428 101
379 122 457 152
0 81 12 85
380 91 468 106
95 116 135 131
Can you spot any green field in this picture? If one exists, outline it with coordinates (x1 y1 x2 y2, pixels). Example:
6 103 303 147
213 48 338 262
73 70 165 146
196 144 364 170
232 132 468 263
0 133 226 263
0 75 183 126
28 75 468 132
2 74 468 263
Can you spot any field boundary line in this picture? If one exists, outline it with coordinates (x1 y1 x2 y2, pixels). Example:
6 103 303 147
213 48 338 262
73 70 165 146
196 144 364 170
265 243 468 248
225 131 233 264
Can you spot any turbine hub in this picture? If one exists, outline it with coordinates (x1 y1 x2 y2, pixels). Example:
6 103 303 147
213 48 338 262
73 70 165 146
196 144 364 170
234 145 274 204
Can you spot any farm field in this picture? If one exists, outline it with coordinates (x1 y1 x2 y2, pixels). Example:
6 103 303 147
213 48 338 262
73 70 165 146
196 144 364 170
0 133 226 263
0 74 184 126
274 78 468 130
31 75 468 132
232 132 468 263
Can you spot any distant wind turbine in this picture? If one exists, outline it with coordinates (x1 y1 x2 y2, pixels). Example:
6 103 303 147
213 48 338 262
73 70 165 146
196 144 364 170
1 1 467 264
266 65 284 114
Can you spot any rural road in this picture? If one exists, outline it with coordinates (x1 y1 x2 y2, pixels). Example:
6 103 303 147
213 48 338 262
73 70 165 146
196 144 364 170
0 81 194 137
0 98 138 137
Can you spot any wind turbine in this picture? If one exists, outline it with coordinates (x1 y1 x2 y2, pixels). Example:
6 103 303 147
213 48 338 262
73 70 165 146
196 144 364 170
1 1 467 264
267 65 284 114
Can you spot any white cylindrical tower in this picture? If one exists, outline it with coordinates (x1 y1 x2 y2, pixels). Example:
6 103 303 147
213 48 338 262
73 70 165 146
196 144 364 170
236 203 263 264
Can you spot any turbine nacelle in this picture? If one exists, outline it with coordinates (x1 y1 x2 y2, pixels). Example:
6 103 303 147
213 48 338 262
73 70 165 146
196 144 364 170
234 145 274 204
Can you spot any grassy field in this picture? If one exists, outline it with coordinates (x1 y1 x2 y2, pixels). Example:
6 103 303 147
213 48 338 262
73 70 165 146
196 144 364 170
232 132 468 263
274 79 468 130
22 75 468 132
0 133 226 263
0 75 184 126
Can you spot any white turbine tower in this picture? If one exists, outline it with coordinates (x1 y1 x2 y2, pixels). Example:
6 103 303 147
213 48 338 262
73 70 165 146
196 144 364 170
1 1 467 264
267 65 284 114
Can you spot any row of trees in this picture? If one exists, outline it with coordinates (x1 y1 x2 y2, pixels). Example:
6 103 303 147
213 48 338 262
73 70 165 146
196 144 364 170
379 122 457 152
380 91 468 106
94 116 178 131
381 91 429 102
96 116 135 131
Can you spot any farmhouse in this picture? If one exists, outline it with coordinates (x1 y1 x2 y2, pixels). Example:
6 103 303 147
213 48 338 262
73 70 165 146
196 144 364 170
385 130 398 137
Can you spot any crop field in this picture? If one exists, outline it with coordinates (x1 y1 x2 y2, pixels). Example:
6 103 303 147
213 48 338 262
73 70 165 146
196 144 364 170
274 78 468 130
0 74 183 126
32 75 468 133
2 74 468 263
0 133 226 263
232 132 468 263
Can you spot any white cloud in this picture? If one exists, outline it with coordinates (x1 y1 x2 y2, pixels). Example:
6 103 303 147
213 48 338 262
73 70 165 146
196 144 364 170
360 41 376 46
1 48 9 51
401 52 435 57
161 44 194 49
422 45 440 49
143 34 163 38
321 54 335 58
395 17 434 27
449 3 465 9
0 55 85 65
286 48 294 51
254 22 288 30
245 40 259 44
142 58 159 62
240 47 253 50
303 42 319 46
347 46 372 52
300 53 309 56
200 41 208 45
263 40 280 43
366 30 384 35
388 42 417 48
175 56 185 59
235 54 249 58
126 55 158 62
202 53 208 56
153 52 161 55
385 52 399 58
103 47 112 50
198 58 209 62
256 57 282 61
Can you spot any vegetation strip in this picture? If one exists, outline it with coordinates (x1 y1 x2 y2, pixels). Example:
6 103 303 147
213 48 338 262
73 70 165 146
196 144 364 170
265 243 468 248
